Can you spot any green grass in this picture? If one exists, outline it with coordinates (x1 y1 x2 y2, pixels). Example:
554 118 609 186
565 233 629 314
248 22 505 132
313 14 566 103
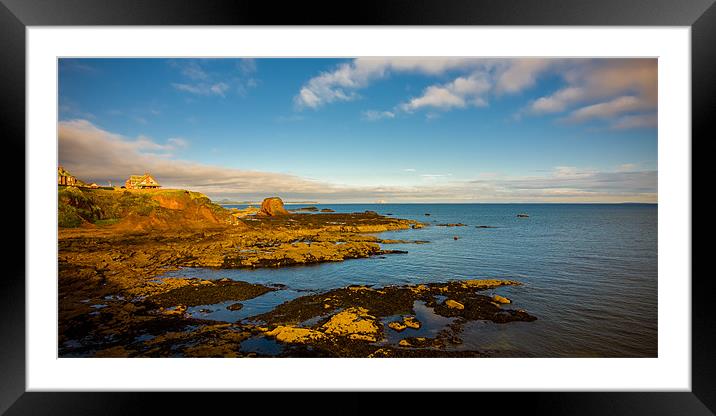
58 203 83 228
58 186 231 227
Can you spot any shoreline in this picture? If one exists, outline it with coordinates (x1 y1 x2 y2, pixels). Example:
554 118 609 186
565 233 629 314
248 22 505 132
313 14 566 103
58 189 537 357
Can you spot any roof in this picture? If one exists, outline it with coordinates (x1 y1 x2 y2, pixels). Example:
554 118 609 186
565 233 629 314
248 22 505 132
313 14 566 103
127 173 160 186
58 166 75 177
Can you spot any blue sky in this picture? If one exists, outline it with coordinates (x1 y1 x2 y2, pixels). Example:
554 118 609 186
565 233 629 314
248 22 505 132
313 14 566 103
58 58 657 202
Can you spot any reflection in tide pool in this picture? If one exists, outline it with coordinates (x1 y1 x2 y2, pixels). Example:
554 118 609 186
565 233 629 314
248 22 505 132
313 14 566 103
187 289 312 323
381 301 456 344
240 336 284 356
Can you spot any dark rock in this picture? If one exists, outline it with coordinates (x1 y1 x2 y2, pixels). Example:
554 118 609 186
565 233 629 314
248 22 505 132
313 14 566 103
269 283 288 289
147 280 275 307
320 208 335 213
293 206 319 212
226 302 244 311
382 249 408 254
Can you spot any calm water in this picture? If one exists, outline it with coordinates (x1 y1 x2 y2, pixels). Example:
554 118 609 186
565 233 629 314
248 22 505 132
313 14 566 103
163 203 657 357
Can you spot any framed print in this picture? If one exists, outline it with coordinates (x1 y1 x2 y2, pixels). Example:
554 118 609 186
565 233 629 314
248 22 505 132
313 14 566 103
3 0 710 413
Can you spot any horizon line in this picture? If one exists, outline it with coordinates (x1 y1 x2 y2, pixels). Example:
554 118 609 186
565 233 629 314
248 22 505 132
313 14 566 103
215 201 658 205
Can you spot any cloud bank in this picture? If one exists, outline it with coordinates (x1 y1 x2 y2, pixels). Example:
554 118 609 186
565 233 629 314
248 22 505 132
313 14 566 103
295 58 657 131
294 58 551 110
528 59 657 129
58 119 657 203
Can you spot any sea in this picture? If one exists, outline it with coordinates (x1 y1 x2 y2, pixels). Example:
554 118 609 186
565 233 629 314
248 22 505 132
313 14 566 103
160 203 657 357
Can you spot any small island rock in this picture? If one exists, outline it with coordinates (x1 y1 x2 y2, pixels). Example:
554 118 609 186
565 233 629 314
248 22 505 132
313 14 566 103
258 197 289 216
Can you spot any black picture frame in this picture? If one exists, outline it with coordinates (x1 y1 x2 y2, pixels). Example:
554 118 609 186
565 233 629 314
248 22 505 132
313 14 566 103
2 0 709 413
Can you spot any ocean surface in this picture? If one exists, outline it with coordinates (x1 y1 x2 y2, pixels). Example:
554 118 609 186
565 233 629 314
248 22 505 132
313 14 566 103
161 203 657 357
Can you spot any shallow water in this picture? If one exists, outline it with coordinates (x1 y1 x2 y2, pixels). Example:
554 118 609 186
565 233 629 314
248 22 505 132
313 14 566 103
162 203 657 357
380 301 457 345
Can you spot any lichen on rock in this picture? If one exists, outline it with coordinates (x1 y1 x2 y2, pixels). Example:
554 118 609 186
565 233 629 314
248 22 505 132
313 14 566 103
492 294 511 304
321 307 381 342
264 325 326 344
388 315 421 332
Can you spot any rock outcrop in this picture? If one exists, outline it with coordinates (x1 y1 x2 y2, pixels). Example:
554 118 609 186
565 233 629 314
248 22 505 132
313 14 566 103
258 197 289 216
492 294 511 304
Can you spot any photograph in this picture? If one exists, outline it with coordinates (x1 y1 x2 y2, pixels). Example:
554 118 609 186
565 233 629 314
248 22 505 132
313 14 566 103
57 57 658 358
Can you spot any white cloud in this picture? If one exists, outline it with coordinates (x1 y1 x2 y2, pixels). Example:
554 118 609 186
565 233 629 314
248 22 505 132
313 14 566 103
401 73 490 111
295 58 558 116
59 102 96 120
420 174 452 180
494 59 553 94
468 166 657 201
530 87 586 114
552 166 593 178
238 58 257 74
178 61 209 80
210 82 230 95
402 86 466 110
172 82 230 97
563 96 649 123
171 59 257 98
292 58 659 132
167 137 189 148
294 58 500 110
361 110 395 121
609 113 658 130
525 59 657 128
617 163 638 172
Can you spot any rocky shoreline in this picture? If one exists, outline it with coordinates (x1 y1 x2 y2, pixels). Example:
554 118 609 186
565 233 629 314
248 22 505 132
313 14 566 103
58 191 537 357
